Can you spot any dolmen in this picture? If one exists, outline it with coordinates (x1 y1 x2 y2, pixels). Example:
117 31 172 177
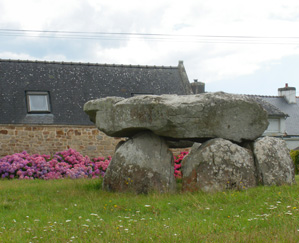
84 92 296 194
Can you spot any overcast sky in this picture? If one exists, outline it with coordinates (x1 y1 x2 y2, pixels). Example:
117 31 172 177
1 0 299 95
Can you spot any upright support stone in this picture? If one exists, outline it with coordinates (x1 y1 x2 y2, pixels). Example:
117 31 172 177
253 137 296 186
103 131 176 194
182 139 257 192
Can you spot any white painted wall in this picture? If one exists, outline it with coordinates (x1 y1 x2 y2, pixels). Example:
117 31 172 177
263 117 286 136
262 117 299 150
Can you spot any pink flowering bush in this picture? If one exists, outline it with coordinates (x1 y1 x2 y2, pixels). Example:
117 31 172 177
1 149 188 180
173 151 189 179
0 149 111 180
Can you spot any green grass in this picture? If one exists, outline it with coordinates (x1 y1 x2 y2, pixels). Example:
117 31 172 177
0 177 299 243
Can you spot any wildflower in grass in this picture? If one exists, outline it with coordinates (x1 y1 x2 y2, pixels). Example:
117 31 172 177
145 205 151 207
66 220 71 223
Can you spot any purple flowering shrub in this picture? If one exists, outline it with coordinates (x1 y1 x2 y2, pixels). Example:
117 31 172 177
1 148 188 180
174 151 189 179
0 149 111 180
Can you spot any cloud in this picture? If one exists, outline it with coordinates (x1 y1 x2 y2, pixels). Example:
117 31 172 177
198 43 299 82
0 51 36 60
0 0 82 30
1 0 299 93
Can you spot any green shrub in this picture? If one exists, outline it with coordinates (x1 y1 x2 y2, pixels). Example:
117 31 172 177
290 150 299 174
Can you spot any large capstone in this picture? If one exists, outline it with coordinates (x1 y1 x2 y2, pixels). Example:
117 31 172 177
84 92 268 143
103 131 176 194
253 137 296 186
181 138 257 192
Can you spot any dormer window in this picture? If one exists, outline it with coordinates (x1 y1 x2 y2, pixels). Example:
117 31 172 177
26 91 51 113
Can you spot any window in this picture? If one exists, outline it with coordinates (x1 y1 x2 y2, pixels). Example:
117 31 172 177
26 91 51 113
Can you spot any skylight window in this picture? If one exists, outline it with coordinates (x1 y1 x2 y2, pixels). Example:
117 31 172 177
26 91 51 113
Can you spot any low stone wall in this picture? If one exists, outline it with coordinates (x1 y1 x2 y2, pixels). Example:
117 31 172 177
170 148 191 157
0 124 122 158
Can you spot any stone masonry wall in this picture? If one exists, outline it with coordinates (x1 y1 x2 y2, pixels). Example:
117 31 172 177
0 124 122 158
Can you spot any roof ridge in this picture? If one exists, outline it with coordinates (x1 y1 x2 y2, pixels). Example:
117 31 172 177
246 94 281 98
0 58 177 69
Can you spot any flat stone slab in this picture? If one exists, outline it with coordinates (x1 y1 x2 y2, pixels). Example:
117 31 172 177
84 92 269 142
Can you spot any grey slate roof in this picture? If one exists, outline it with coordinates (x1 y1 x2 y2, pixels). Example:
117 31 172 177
248 96 288 117
0 59 192 125
259 96 299 136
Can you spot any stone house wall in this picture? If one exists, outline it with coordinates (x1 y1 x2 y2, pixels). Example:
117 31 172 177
0 124 189 159
0 124 122 159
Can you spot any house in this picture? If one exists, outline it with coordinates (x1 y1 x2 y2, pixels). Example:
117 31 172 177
249 96 288 137
250 84 299 150
0 59 194 158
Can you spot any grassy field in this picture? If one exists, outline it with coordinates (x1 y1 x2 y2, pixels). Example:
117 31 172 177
0 177 299 243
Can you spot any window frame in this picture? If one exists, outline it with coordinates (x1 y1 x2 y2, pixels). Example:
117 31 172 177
26 91 51 113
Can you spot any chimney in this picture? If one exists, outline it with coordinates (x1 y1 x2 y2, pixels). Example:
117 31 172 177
191 80 205 94
278 83 296 104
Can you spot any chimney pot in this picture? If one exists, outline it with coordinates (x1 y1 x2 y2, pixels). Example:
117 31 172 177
286 83 288 88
